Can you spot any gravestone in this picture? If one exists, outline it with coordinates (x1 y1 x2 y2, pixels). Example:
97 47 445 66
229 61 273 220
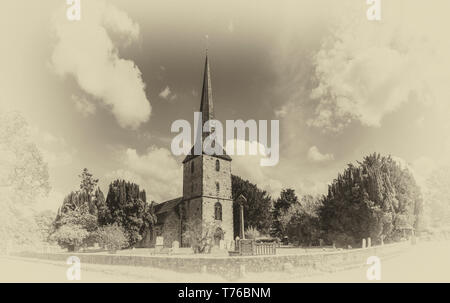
235 236 240 252
367 237 371 248
362 238 366 249
172 240 179 252
156 236 164 251
229 240 235 251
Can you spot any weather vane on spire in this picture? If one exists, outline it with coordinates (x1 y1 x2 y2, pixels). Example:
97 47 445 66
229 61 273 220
205 34 209 55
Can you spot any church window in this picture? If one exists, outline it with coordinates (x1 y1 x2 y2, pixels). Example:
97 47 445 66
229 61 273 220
191 161 194 174
215 159 220 171
216 182 220 193
214 202 222 220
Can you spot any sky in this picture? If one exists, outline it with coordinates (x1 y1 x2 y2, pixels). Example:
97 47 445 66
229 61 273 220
1 0 450 211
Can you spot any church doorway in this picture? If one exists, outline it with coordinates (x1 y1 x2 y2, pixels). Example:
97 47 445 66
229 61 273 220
213 227 224 247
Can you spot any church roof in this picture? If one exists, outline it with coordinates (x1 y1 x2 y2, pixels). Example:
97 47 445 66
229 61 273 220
154 196 183 215
182 54 232 163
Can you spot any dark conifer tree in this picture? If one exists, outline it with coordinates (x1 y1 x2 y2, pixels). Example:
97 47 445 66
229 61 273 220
319 153 423 247
101 179 156 246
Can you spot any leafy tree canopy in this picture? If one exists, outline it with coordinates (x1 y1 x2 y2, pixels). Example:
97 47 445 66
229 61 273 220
231 175 273 238
319 153 423 247
271 188 300 238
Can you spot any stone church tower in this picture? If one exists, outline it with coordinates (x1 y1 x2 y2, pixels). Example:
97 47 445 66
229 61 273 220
148 54 234 249
181 54 234 247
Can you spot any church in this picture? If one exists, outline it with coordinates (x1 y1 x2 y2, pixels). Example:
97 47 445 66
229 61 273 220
144 54 234 249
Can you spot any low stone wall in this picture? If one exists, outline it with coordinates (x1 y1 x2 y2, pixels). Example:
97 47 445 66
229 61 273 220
17 242 410 280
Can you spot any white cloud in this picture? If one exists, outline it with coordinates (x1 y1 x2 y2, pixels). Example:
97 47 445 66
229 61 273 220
106 147 182 202
72 95 96 117
51 0 151 129
274 106 288 118
28 126 65 146
390 155 443 191
28 126 75 168
228 139 283 198
308 0 450 132
159 85 176 100
307 146 334 163
41 149 74 168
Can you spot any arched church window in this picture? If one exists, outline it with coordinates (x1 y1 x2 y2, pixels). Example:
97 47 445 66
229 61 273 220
215 159 220 171
214 202 222 220
216 182 220 193
191 161 194 174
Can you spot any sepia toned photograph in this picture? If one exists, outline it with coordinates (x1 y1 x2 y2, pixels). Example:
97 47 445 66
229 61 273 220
1 0 450 288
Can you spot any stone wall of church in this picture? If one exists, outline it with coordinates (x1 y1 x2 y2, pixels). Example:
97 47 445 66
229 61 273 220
136 227 154 248
202 197 234 245
181 155 233 248
183 156 203 199
202 155 233 245
161 211 181 247
202 155 232 199
181 198 203 246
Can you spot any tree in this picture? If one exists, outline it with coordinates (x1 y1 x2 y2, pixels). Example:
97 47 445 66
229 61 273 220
52 208 98 251
0 111 51 206
244 226 260 240
318 153 423 247
101 180 156 247
51 169 107 251
95 224 128 253
423 166 450 230
0 110 51 252
93 187 107 218
60 169 105 216
182 218 221 254
52 169 103 251
273 192 322 246
50 224 89 252
79 168 99 197
34 210 56 244
281 195 322 246
231 175 273 238
271 188 300 238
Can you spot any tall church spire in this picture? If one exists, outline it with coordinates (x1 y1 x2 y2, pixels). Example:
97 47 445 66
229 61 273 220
182 53 231 164
200 54 214 125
